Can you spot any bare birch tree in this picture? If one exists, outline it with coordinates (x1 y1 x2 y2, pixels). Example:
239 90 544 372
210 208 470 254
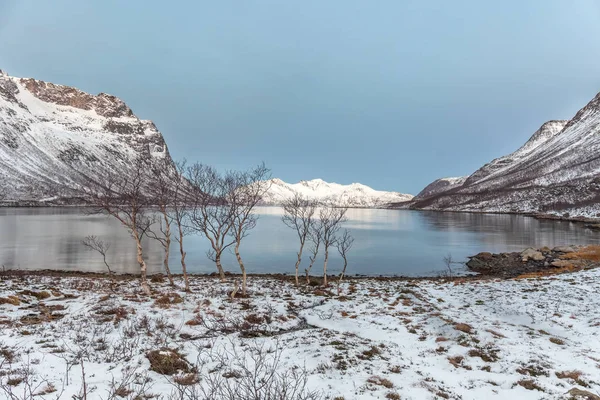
227 163 271 296
282 194 317 286
147 158 176 286
171 160 192 292
336 229 354 295
316 204 348 287
186 163 236 281
304 224 322 285
83 157 154 295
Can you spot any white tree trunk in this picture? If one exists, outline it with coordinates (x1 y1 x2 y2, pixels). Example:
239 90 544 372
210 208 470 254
294 242 304 287
323 247 329 287
133 231 151 296
235 243 247 296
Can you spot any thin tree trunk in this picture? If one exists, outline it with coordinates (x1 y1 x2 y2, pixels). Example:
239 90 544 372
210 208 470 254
162 211 174 286
323 247 329 287
294 241 304 287
337 257 348 295
178 225 190 292
215 252 225 281
234 243 247 296
133 231 151 295
306 258 315 285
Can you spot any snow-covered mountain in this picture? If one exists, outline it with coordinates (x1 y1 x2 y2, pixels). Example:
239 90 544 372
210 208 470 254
260 178 413 208
410 94 600 218
414 176 467 200
0 70 171 203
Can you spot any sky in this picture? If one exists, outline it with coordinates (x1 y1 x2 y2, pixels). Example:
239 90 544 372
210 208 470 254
1 1 600 195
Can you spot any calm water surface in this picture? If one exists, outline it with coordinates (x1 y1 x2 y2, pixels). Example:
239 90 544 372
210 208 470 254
0 207 598 276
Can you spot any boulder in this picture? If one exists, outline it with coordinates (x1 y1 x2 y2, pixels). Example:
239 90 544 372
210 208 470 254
521 248 545 262
553 246 576 253
473 252 493 260
550 260 574 268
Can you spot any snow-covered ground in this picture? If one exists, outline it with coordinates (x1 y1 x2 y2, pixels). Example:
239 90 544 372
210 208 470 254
260 178 414 208
1 270 599 399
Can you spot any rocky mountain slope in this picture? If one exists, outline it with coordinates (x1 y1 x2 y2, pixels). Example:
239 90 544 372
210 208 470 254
260 178 414 208
409 95 600 218
0 70 171 203
414 176 467 200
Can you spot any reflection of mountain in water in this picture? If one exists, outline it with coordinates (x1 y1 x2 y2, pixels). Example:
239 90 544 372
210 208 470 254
0 208 164 274
417 211 596 250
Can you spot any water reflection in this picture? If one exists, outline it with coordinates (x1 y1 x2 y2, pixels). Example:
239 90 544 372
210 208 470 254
0 207 597 277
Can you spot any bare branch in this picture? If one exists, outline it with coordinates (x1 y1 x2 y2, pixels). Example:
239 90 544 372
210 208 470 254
282 193 317 286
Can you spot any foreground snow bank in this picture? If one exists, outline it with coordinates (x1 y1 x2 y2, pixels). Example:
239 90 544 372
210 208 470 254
1 271 599 399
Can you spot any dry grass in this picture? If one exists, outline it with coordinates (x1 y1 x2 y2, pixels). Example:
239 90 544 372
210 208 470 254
146 349 192 375
515 379 544 392
516 364 549 377
454 323 474 334
485 329 506 339
0 296 20 306
549 337 565 345
468 347 500 363
561 245 600 262
154 293 184 308
367 376 394 389
174 372 200 385
556 370 583 380
516 265 581 279
19 290 51 300
555 370 588 386
448 356 464 368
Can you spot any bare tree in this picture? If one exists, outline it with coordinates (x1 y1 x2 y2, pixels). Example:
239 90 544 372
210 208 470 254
228 163 271 296
316 204 348 287
282 194 317 286
83 157 154 295
336 229 354 295
147 157 176 286
186 163 236 281
304 224 322 285
171 160 192 292
82 235 115 285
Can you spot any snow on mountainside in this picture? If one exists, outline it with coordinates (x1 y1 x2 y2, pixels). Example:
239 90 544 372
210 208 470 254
414 176 467 200
260 178 413 207
0 70 171 203
410 93 600 218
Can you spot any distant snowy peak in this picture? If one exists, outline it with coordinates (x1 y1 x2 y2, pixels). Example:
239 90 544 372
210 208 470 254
0 70 172 203
261 178 413 208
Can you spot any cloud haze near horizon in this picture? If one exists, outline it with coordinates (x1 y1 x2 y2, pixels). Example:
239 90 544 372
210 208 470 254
1 1 600 194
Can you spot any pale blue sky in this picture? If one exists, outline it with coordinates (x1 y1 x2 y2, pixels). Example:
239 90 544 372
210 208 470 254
1 1 599 194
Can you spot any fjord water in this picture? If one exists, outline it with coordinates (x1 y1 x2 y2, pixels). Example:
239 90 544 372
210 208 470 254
0 207 597 277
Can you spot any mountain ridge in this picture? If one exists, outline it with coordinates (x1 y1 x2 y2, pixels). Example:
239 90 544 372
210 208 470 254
0 70 171 203
260 178 414 208
408 91 600 218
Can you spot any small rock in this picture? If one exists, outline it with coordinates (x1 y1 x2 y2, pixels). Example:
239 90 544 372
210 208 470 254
539 246 551 253
553 246 575 253
566 388 600 400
